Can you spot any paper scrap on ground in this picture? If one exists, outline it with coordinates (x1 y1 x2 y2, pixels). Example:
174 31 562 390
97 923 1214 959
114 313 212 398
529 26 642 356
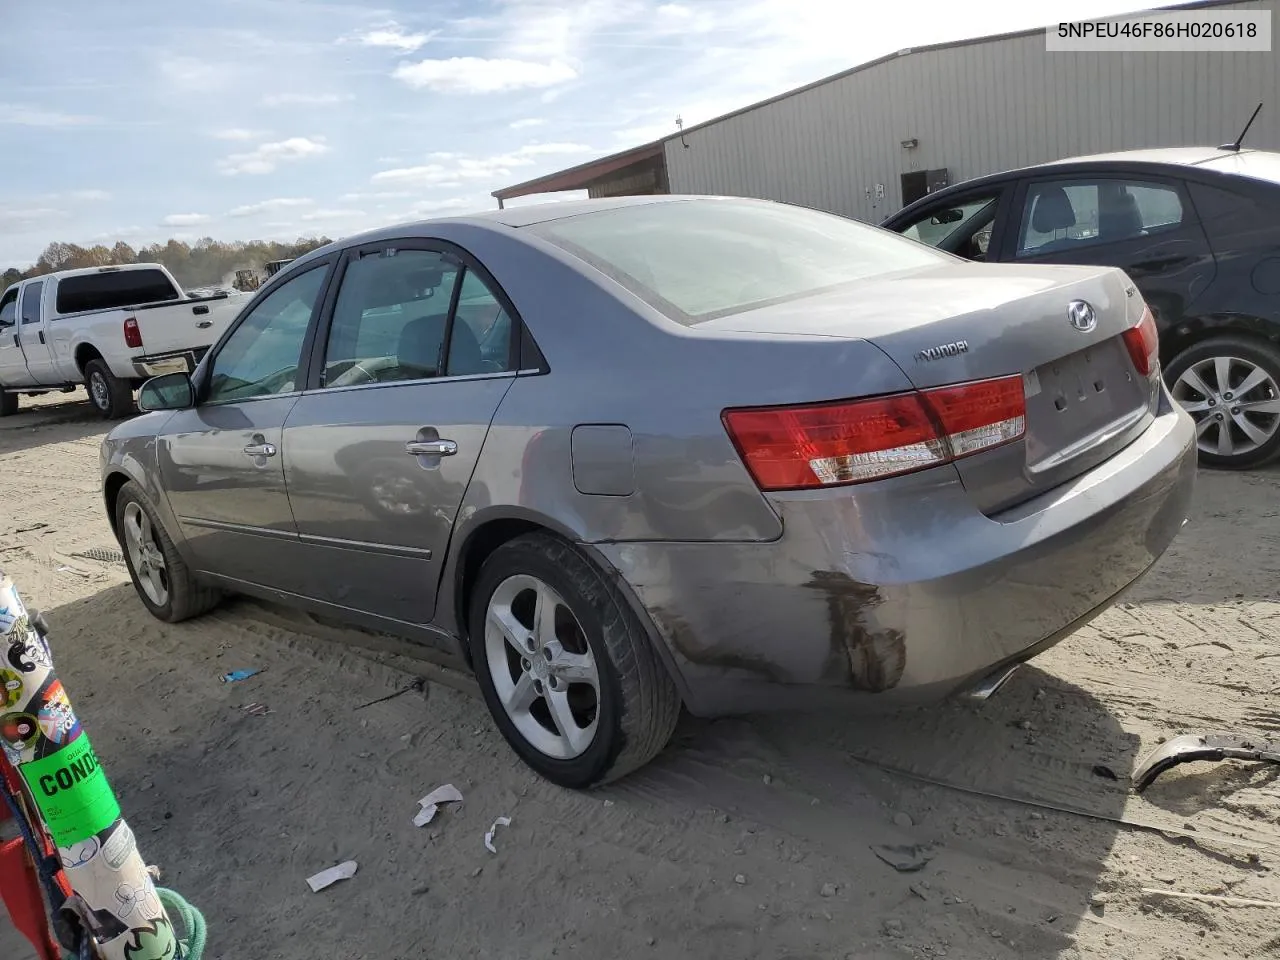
413 783 463 827
220 668 261 683
485 816 512 854
307 860 358 892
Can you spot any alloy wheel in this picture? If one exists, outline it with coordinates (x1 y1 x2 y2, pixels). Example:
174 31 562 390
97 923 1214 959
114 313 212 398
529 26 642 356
90 372 109 411
122 501 169 607
1171 355 1280 458
483 574 601 760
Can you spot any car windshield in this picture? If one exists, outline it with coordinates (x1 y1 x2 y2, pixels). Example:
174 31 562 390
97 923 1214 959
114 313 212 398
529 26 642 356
529 198 949 324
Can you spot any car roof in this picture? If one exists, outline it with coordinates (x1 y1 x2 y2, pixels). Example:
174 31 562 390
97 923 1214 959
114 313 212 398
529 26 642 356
1040 146 1253 168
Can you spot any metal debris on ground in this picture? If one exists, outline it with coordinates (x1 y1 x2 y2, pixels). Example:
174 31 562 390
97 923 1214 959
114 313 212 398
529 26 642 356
413 783 463 827
220 668 262 683
484 816 512 854
354 675 426 711
306 860 358 892
242 702 271 717
870 843 937 872
71 546 126 564
1132 733 1280 792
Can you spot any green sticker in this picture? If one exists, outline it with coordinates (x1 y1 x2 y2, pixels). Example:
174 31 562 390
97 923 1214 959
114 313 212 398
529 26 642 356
18 733 120 846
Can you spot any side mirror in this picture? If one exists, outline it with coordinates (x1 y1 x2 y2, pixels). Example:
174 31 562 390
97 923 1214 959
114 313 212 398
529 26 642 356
137 372 195 413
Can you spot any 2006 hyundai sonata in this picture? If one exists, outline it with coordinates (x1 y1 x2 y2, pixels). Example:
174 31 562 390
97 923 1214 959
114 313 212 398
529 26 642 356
101 196 1196 787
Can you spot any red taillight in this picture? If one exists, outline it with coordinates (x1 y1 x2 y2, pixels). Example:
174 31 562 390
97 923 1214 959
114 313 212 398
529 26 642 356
1121 305 1159 378
722 375 1026 491
123 317 142 349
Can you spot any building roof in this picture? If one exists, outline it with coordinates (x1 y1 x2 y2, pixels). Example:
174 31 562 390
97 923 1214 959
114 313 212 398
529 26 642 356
491 140 665 202
492 0 1259 200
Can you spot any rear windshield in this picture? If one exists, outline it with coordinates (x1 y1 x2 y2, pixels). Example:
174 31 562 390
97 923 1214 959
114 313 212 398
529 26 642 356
55 269 180 315
529 198 948 324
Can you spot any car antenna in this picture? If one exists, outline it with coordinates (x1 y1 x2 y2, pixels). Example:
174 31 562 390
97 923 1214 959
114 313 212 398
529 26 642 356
1219 101 1263 152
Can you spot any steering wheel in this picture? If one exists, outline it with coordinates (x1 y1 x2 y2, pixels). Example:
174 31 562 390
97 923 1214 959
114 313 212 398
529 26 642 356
328 356 400 388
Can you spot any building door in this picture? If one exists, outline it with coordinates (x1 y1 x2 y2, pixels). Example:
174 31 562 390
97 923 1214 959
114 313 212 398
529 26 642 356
900 168 950 208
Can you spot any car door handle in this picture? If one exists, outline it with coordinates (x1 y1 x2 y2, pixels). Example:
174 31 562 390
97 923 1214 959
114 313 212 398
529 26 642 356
38 331 45 344
405 439 457 457
196 320 213 329
243 442 277 457
193 305 210 316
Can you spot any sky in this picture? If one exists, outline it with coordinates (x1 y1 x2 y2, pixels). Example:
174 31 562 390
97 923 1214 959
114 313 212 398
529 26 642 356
0 0 1165 269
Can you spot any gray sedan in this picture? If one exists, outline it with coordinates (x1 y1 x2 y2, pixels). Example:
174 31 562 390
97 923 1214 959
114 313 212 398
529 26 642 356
100 196 1196 787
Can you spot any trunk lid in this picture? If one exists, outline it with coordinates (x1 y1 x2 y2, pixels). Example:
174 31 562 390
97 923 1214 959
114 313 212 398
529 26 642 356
131 295 244 357
696 262 1157 513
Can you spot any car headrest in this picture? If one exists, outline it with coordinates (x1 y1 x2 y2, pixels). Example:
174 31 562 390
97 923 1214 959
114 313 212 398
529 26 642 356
1031 186 1076 233
1099 190 1143 241
396 313 483 377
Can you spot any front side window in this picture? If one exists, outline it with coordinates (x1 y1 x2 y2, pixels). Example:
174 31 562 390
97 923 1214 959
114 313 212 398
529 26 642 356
20 282 44 324
531 198 948 324
899 194 999 257
1017 178 1185 257
206 265 327 403
322 249 461 388
0 290 17 327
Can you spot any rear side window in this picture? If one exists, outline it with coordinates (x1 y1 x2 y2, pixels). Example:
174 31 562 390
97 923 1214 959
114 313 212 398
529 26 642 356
1016 179 1184 257
55 269 180 315
530 198 947 324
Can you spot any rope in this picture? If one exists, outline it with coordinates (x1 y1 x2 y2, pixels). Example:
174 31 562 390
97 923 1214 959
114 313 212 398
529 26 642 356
157 888 208 960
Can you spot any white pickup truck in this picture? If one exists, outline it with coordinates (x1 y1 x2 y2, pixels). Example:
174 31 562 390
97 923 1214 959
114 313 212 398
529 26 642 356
0 263 245 418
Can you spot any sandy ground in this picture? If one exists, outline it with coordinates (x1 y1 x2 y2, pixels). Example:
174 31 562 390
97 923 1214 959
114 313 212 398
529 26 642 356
3 390 1280 960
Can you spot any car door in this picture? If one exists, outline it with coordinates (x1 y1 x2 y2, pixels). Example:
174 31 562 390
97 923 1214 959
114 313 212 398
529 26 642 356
888 184 1013 262
1002 173 1216 326
16 281 56 384
0 286 34 388
281 240 519 627
156 260 334 588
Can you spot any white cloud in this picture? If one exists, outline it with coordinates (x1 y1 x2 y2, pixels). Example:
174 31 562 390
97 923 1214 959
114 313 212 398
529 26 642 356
300 208 366 222
228 197 316 217
372 142 593 188
161 213 211 227
0 208 65 227
217 137 330 176
407 197 475 217
509 118 545 130
158 56 230 92
339 191 414 202
262 92 353 107
350 22 438 52
0 104 97 127
69 189 111 202
211 128 269 141
392 57 577 94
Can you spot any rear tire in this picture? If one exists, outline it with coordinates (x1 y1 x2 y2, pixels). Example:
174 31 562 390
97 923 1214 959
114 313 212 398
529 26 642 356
468 533 682 788
115 480 220 623
1165 335 1280 470
0 392 16 417
85 359 135 420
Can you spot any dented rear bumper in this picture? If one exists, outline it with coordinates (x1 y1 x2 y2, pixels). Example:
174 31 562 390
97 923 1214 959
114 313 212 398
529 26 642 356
598 393 1196 717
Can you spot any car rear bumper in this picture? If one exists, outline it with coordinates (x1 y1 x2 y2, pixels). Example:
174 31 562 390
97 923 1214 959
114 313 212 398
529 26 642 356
598 391 1196 717
132 347 209 379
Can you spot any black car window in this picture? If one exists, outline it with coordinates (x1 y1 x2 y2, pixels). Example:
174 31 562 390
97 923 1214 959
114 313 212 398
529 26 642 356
206 265 327 404
322 249 462 388
1016 179 1184 257
898 194 999 260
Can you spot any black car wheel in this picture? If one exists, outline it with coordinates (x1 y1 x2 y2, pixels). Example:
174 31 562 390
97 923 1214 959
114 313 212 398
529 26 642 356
1166 335 1280 469
468 532 682 788
85 359 136 420
115 480 220 622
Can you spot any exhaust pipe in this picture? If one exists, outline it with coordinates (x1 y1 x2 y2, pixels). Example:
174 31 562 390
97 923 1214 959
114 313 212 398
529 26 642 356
964 663 1021 702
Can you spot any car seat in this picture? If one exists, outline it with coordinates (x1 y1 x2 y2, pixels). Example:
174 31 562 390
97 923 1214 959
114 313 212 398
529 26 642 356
1028 186 1077 253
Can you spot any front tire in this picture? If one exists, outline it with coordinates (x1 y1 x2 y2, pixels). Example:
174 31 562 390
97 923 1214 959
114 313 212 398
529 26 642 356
468 533 681 788
115 480 219 622
85 359 135 420
1166 335 1280 469
0 391 16 417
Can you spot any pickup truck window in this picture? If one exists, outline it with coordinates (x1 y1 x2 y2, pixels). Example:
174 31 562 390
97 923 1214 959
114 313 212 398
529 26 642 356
20 281 44 324
0 290 16 327
54 269 180 315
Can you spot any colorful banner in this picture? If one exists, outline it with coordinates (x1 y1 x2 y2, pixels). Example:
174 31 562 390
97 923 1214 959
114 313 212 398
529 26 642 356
0 575 176 960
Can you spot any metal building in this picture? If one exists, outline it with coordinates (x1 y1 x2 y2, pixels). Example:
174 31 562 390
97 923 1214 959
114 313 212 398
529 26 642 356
494 0 1278 222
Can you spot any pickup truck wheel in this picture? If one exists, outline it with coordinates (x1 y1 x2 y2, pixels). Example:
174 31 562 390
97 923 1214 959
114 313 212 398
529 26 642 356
85 359 136 419
0 392 16 417
115 480 220 622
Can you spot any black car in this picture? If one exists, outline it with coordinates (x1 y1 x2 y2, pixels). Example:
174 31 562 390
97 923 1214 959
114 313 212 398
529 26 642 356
882 146 1280 469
